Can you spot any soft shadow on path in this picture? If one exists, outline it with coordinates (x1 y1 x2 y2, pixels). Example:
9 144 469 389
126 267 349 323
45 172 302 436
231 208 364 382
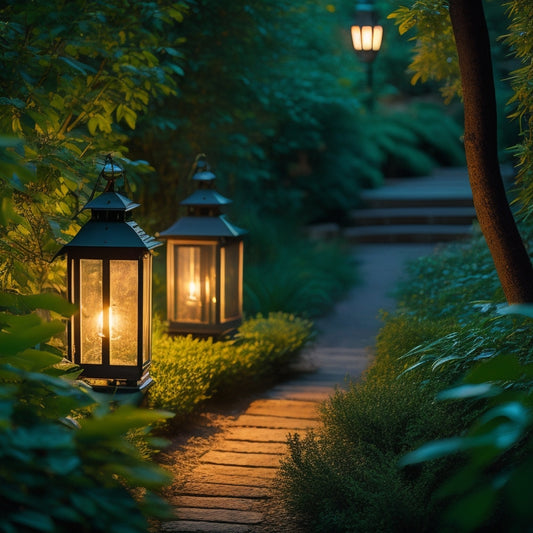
317 243 437 349
265 243 437 402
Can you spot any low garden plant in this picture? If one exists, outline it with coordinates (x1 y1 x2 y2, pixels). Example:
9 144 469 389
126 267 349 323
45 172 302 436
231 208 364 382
0 292 173 533
147 312 314 424
278 225 533 532
240 213 358 318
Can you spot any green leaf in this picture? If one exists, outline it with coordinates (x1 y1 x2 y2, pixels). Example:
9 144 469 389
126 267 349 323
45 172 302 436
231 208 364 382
498 304 533 319
0 315 66 355
12 510 55 532
1 349 62 372
399 437 466 466
59 56 94 75
464 354 533 384
0 292 76 317
437 383 500 400
445 485 496 531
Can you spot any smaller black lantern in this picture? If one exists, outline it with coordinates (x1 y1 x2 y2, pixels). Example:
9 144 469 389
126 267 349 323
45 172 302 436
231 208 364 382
158 155 246 337
58 157 161 392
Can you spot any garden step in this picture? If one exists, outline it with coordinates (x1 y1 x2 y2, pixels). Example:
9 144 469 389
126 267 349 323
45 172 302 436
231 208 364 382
360 194 474 209
349 206 476 226
343 168 476 243
343 224 473 244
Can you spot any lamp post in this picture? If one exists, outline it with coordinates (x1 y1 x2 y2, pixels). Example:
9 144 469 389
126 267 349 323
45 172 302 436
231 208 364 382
58 157 161 392
351 0 383 107
158 155 245 338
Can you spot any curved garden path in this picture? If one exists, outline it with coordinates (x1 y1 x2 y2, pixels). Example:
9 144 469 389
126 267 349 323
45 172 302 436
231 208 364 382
157 168 472 532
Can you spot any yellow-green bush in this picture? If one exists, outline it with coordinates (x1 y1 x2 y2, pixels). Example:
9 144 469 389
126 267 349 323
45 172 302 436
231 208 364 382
147 312 314 421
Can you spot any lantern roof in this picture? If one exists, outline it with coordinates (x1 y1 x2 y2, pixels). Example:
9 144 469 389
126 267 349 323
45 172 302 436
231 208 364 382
181 189 232 208
159 215 246 239
83 190 140 212
192 168 217 182
61 220 161 250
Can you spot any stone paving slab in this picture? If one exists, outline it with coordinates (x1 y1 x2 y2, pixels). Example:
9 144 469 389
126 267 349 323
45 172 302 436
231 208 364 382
172 508 263 524
192 472 274 488
243 399 319 419
181 482 270 499
224 427 306 443
232 414 320 429
172 496 257 511
194 465 277 480
212 440 288 455
201 451 282 468
162 520 252 533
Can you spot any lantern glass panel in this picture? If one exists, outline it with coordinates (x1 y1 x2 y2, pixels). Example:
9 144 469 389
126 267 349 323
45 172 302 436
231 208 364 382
222 242 242 321
351 26 363 50
109 260 138 365
80 259 103 364
142 254 152 365
361 26 373 49
372 26 383 50
173 244 216 323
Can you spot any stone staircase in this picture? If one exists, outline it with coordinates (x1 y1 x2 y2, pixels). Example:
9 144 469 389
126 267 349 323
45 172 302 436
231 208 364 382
346 168 476 244
309 168 477 244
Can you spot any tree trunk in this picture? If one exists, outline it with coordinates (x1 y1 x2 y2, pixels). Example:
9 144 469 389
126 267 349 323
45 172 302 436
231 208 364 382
449 0 533 303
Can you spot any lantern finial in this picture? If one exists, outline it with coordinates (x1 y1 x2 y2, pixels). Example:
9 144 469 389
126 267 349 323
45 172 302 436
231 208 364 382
101 154 124 192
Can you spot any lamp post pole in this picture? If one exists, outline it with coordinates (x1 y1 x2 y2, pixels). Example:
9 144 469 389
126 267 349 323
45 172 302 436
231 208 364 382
350 0 383 109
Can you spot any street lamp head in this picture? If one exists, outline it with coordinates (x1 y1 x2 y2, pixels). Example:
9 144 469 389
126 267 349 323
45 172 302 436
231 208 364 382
351 0 383 63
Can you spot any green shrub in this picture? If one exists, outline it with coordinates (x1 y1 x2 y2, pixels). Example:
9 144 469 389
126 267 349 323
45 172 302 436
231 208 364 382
147 312 314 421
278 361 468 532
278 235 516 532
0 293 173 533
242 214 358 318
393 229 504 321
400 305 533 532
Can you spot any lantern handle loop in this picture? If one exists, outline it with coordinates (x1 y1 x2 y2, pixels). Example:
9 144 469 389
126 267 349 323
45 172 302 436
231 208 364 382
71 155 130 219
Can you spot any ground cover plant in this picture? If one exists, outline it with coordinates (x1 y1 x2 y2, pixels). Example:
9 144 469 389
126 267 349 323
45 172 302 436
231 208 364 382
241 214 358 318
278 225 533 532
0 293 173 533
147 312 314 425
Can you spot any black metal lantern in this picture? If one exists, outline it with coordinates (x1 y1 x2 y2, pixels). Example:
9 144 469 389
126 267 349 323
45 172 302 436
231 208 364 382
351 0 383 64
158 155 245 337
58 157 161 392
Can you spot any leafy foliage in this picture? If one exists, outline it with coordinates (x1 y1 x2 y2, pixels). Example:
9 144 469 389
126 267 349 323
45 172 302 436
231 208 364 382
399 304 533 532
279 220 533 531
0 292 173 533
505 0 533 219
0 0 189 293
388 1 460 104
147 312 314 424
241 214 358 318
388 0 531 183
